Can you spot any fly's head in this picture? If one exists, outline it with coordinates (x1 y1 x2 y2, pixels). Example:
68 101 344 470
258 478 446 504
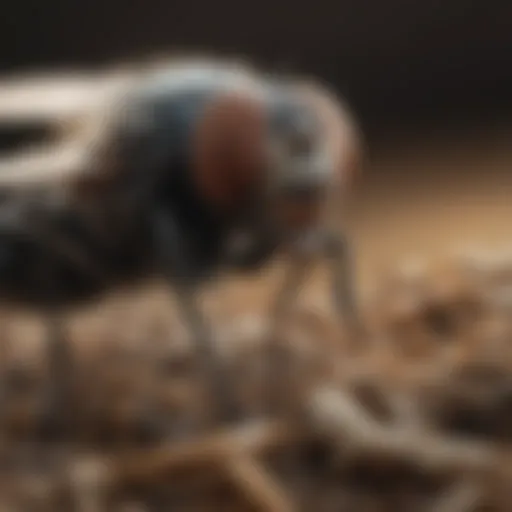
262 92 335 251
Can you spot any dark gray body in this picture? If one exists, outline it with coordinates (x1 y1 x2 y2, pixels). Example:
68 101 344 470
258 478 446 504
0 65 305 309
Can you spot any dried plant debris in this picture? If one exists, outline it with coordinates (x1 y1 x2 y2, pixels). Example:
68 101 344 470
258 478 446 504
0 254 510 511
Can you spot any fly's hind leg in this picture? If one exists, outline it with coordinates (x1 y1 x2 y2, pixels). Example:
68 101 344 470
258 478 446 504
37 254 76 441
0 227 75 440
38 310 75 440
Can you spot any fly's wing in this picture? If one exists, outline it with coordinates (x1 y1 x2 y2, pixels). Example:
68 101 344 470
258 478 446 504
0 70 136 193
0 73 144 301
0 143 89 190
0 72 122 123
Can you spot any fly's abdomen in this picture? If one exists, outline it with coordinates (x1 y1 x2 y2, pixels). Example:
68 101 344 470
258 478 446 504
0 196 119 309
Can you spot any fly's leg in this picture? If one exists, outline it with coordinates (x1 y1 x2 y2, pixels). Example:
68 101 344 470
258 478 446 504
39 255 74 440
153 211 240 425
174 284 242 424
264 238 315 416
323 229 364 344
263 228 363 413
38 309 75 441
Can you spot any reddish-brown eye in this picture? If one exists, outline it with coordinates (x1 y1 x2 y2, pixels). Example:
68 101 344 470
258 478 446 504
192 92 267 211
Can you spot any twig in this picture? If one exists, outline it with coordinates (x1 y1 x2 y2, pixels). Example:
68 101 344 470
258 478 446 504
108 419 302 488
428 478 484 512
226 455 297 512
307 386 496 473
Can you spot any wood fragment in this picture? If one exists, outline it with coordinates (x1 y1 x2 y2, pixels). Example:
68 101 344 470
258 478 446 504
308 387 496 473
108 419 302 488
226 455 296 512
428 478 483 512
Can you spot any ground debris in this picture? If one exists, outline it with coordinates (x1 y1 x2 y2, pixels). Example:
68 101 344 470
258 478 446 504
0 255 510 511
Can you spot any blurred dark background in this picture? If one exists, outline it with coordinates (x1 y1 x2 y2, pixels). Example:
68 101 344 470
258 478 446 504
1 0 511 136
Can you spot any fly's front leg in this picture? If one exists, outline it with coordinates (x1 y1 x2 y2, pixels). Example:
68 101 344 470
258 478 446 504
152 211 240 424
322 229 364 343
264 228 363 413
264 235 317 415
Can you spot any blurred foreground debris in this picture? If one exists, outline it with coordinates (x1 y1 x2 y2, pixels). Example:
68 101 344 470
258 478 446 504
0 253 510 511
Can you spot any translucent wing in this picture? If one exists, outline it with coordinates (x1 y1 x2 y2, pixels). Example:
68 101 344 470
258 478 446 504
0 70 136 191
